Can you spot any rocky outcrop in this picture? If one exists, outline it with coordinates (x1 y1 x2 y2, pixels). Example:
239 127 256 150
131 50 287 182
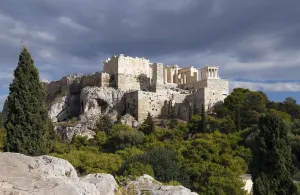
54 123 95 142
80 86 125 120
127 174 198 195
0 153 199 195
48 95 68 122
0 152 118 195
121 114 140 128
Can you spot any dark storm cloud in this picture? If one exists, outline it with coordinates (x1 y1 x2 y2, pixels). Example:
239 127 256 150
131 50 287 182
1 0 300 108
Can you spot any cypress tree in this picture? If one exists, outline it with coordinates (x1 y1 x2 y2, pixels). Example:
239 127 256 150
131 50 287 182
143 112 155 135
4 47 54 156
201 104 206 133
250 113 298 195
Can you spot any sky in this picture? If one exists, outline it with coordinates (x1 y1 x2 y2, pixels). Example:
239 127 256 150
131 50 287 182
1 0 300 109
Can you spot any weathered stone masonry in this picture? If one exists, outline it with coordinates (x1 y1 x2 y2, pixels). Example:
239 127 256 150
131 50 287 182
47 54 229 123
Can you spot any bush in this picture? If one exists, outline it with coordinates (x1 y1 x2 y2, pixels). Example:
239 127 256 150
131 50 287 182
95 115 113 133
123 162 154 177
110 124 144 150
126 147 180 182
0 127 6 151
52 150 123 175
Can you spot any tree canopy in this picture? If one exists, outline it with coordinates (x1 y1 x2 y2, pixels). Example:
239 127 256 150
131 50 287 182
4 47 54 156
251 113 298 195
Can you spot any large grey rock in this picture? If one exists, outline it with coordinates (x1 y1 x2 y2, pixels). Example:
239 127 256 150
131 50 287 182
121 114 140 128
80 86 125 121
127 174 198 195
0 153 118 195
49 95 68 122
54 123 95 142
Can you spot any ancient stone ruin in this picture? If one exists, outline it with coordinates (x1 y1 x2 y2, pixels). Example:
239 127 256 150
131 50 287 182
47 54 229 127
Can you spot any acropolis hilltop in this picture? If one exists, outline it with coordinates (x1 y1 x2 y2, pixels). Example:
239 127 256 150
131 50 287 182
47 54 229 123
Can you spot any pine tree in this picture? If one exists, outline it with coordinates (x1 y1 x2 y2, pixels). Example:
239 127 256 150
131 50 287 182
250 113 298 195
235 107 241 131
201 104 206 133
144 112 155 134
4 47 54 156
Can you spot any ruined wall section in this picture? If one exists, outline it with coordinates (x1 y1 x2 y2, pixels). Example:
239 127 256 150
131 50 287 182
136 91 170 121
117 55 152 91
124 91 139 119
133 91 189 122
152 63 164 92
204 79 229 111
179 79 207 90
80 72 110 89
103 55 153 92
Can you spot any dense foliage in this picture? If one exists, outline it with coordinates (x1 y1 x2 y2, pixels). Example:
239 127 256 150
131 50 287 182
4 48 54 156
48 120 250 194
251 113 298 195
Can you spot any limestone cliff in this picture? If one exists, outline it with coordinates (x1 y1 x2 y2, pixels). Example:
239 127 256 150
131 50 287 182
0 152 199 195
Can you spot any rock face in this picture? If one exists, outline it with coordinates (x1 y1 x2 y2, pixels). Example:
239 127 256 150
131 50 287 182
54 123 96 142
80 86 125 122
48 95 68 122
127 174 198 195
0 152 118 195
121 114 140 128
0 153 199 195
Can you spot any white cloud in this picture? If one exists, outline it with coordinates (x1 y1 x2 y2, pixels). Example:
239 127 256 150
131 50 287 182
35 31 56 41
58 16 89 31
230 80 300 92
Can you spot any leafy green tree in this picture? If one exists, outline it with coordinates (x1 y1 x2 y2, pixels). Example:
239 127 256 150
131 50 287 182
188 115 201 134
0 126 5 151
110 124 144 150
123 162 154 177
95 115 113 133
4 47 54 156
128 147 180 182
179 132 248 194
201 104 206 133
140 112 155 135
283 97 300 119
250 113 298 195
241 110 260 128
0 112 3 128
235 108 241 131
224 88 250 111
244 91 266 113
220 115 236 134
268 108 291 122
206 116 221 133
213 102 231 118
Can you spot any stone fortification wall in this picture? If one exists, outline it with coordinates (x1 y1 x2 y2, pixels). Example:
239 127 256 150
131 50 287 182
126 91 190 122
117 55 152 77
80 72 110 89
103 54 154 92
124 91 139 119
47 75 82 103
136 91 170 121
204 79 229 111
179 79 207 90
116 73 151 92
152 63 164 92
103 56 119 74
117 55 152 91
